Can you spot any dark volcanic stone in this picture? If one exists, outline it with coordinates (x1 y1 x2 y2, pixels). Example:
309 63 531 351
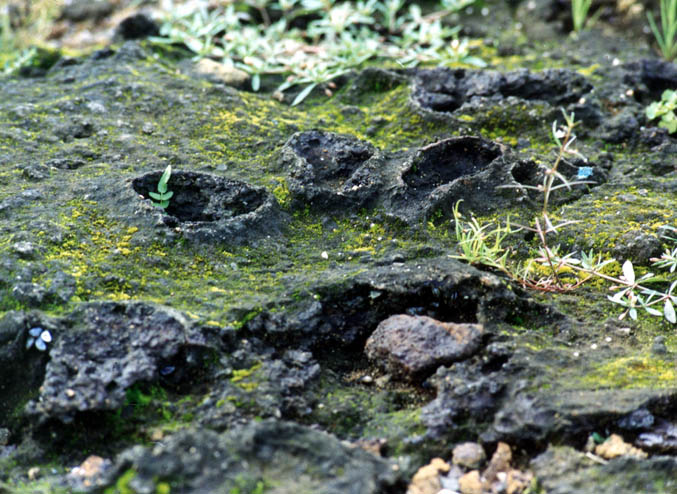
364 314 484 380
531 445 677 494
279 130 384 211
0 311 56 425
129 170 286 244
384 136 521 221
247 256 533 351
196 349 321 429
412 67 592 114
25 301 216 423
103 420 403 494
115 13 159 40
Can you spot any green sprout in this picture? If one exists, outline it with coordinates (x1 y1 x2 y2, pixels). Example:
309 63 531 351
648 0 677 60
646 89 677 133
571 0 592 32
149 165 174 209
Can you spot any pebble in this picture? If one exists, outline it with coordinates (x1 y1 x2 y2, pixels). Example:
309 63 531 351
595 434 648 459
452 442 486 470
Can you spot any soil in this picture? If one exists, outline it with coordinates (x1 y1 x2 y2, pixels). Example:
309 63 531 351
1 0 677 493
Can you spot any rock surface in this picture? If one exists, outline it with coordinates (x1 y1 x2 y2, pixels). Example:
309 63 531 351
365 314 484 380
1 3 677 492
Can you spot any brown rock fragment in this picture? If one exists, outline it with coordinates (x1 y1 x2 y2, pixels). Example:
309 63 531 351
459 470 483 494
595 433 648 459
407 457 451 494
506 468 534 494
365 314 484 380
483 441 512 485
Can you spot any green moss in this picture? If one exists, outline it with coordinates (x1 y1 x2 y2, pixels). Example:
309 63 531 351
231 363 263 391
580 354 677 389
105 469 137 494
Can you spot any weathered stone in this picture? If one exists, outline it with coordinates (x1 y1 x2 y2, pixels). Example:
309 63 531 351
483 442 512 485
458 470 483 494
194 59 250 89
407 457 450 494
25 301 217 423
531 445 677 494
595 434 648 460
128 170 287 245
278 130 384 212
365 314 484 380
452 442 487 470
101 421 403 494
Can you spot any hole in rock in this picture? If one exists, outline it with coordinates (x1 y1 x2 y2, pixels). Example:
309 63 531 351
290 130 374 183
403 137 501 195
132 171 265 222
510 160 541 187
315 281 480 359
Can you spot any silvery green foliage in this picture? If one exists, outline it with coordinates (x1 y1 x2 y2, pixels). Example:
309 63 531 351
151 0 485 105
607 228 677 324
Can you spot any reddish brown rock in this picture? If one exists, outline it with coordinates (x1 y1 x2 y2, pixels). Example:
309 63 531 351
364 314 484 380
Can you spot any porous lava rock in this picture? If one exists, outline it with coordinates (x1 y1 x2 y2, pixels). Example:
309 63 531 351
102 420 404 494
278 130 385 211
25 301 216 424
129 170 286 244
411 68 592 115
196 349 322 429
247 256 534 351
531 445 677 494
0 311 59 426
364 314 484 380
384 136 524 220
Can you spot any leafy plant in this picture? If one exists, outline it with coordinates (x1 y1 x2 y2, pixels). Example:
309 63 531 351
571 0 593 32
452 109 677 324
646 89 677 133
648 0 677 60
149 165 174 209
150 0 485 105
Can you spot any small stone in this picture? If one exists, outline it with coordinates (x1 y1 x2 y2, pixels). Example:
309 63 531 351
407 458 450 494
28 467 41 480
194 59 250 88
65 389 75 398
452 442 486 470
506 469 534 494
12 241 37 259
483 442 512 485
365 314 484 380
458 470 483 494
595 434 648 459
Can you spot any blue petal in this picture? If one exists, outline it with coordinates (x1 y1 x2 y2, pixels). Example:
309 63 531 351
160 366 175 376
35 339 47 351
26 337 35 349
29 327 43 337
576 166 593 179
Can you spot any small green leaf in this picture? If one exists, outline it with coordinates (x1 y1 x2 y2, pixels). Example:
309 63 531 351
149 191 163 200
292 83 317 106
